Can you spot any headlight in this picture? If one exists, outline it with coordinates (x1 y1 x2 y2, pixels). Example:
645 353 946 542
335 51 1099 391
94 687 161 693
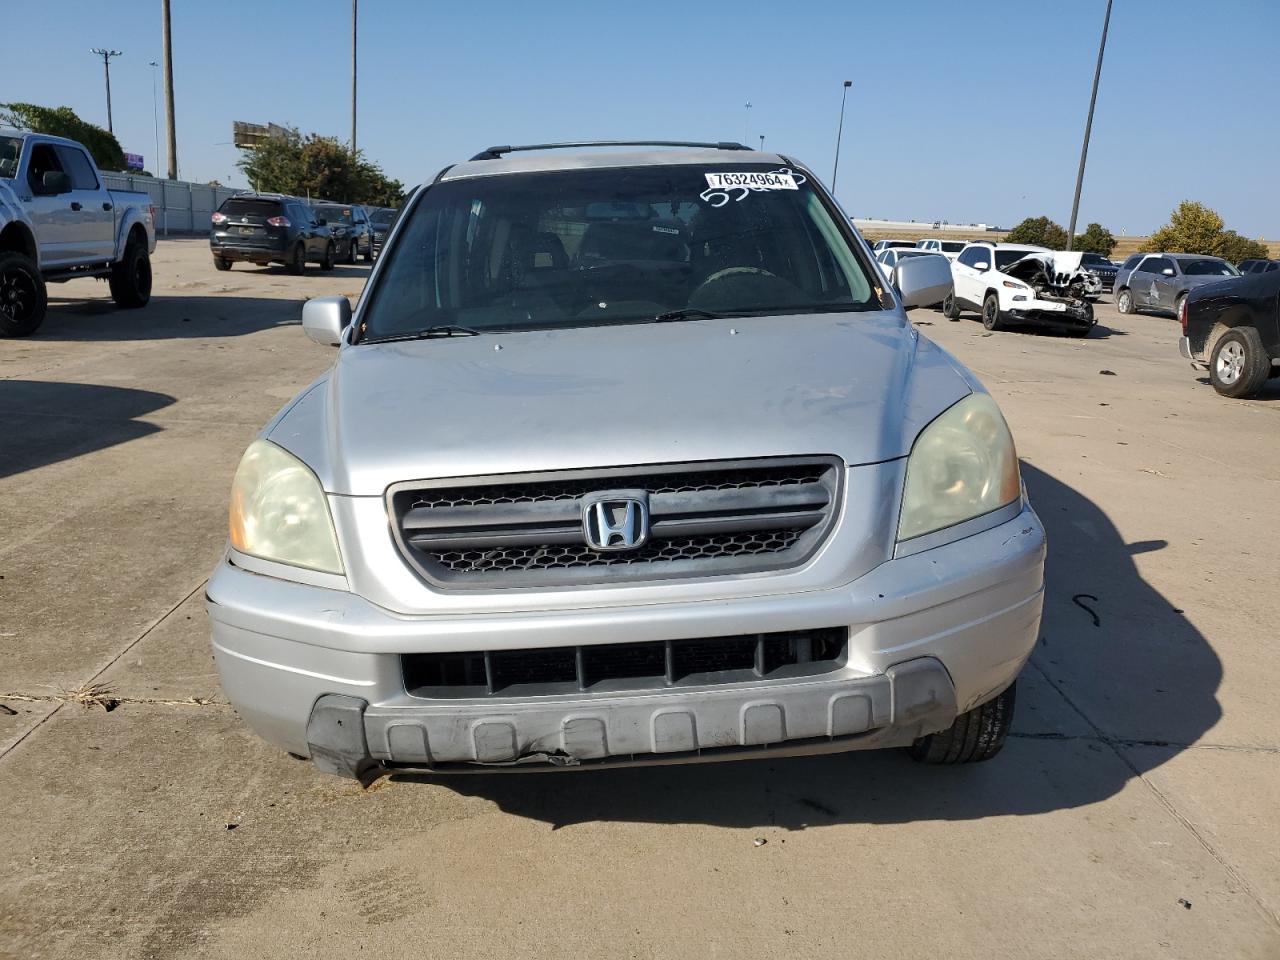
898 393 1021 542
228 440 344 574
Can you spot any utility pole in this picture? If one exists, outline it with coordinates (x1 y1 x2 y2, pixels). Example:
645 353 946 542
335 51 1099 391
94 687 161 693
1066 0 1113 250
351 0 358 157
831 80 852 192
89 49 122 133
161 0 177 180
759 134 765 152
148 61 161 176
743 102 751 145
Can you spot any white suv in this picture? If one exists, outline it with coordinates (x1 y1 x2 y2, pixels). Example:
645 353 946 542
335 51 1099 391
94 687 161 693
944 242 1095 336
916 238 966 261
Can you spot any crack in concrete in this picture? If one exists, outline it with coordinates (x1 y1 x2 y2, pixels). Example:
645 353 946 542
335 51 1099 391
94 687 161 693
1027 659 1280 932
1010 730 1280 756
0 578 210 763
0 692 223 708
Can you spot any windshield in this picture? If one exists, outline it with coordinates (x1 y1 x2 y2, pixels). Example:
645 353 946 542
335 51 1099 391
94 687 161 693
1180 258 1237 277
1082 254 1110 266
370 208 397 226
994 249 1042 270
316 205 355 224
0 135 22 179
359 163 878 340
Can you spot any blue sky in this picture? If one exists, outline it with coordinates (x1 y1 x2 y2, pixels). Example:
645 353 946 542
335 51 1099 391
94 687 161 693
7 0 1277 238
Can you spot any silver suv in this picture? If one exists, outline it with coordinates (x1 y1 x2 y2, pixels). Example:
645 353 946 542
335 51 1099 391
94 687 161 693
207 141 1046 779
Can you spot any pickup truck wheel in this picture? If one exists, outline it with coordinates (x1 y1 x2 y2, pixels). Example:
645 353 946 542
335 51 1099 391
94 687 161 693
1116 288 1134 314
347 239 358 265
981 292 1003 331
1209 327 1270 399
321 243 336 272
287 243 306 275
0 252 47 338
213 257 232 272
907 681 1016 764
942 292 961 320
109 239 152 308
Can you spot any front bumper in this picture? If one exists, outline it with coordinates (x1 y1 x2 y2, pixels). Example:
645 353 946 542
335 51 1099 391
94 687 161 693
1006 306 1094 332
207 504 1045 776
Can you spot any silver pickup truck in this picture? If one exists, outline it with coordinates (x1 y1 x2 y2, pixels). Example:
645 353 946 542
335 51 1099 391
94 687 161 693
0 130 156 337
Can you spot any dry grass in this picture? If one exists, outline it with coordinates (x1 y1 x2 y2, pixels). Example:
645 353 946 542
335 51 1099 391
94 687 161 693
859 228 1280 259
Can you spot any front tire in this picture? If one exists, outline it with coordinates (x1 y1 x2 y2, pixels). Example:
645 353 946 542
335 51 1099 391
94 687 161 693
108 237 152 308
942 292 961 321
213 257 232 272
346 238 357 265
1116 287 1134 314
981 292 1003 331
321 243 336 272
1209 327 1270 399
908 682 1016 764
0 251 48 338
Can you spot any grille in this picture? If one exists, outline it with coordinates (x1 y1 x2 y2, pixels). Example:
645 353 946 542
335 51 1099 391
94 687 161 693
402 627 847 698
387 458 841 588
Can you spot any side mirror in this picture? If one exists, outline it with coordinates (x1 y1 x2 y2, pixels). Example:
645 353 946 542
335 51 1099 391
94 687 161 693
972 260 990 271
302 296 352 346
42 171 72 194
896 254 953 309
1161 267 1175 276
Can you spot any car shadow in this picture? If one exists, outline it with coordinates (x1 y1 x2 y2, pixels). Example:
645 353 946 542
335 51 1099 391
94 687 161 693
1193 376 1280 401
0 381 175 479
392 462 1221 828
35 295 309 342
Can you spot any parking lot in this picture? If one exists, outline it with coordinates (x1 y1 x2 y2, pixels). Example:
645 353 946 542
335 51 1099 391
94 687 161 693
2 237 1278 958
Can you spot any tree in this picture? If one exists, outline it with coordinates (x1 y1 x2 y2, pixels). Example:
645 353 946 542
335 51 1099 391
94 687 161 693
1073 222 1116 256
1004 215 1069 249
1215 230 1268 264
1144 200 1269 262
0 102 125 171
237 125 403 206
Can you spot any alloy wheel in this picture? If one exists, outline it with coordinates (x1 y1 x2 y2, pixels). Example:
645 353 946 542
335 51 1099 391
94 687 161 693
1216 341 1245 385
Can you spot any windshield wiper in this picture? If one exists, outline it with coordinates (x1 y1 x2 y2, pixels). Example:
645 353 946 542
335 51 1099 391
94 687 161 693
364 324 482 344
653 309 721 323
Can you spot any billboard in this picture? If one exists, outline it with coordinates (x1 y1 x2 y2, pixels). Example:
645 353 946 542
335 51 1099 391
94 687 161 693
232 122 289 149
124 153 145 171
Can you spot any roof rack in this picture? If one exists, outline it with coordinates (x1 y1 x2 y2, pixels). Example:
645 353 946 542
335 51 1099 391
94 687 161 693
469 140 751 162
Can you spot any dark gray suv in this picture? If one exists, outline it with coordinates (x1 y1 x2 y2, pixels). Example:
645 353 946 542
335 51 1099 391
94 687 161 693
211 194 336 274
1114 252 1237 317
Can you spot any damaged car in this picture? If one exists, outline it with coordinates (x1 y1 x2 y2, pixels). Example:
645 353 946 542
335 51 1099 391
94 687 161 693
944 242 1096 336
206 141 1046 780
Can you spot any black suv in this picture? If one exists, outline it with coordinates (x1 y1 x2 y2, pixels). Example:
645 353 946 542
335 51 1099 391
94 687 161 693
210 194 336 273
1237 258 1280 274
368 206 399 259
314 203 374 264
1080 252 1118 292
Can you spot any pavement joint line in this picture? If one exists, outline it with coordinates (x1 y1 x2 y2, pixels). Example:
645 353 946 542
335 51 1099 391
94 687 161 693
1009 731 1280 756
1027 659 1280 932
0 578 209 765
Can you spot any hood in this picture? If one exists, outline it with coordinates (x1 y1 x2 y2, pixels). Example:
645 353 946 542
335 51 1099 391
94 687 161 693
1005 251 1088 284
271 314 973 495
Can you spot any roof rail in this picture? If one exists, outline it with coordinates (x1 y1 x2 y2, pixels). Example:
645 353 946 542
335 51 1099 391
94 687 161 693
469 140 751 162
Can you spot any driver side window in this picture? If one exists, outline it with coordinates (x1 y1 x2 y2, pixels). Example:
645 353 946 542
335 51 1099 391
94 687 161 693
26 144 64 194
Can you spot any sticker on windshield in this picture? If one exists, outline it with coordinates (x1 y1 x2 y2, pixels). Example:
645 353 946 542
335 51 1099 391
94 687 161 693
699 168 808 207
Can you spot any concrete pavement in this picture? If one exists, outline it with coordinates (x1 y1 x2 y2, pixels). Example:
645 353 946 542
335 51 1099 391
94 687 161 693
1 240 1277 959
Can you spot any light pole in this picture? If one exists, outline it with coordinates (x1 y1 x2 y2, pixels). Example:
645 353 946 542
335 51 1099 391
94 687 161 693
759 134 765 151
831 80 852 193
89 48 122 133
149 61 161 175
1065 0 1113 250
351 0 358 156
743 101 751 145
161 0 178 181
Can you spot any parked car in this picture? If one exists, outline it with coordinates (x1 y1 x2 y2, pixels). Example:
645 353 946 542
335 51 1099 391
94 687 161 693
1179 270 1280 399
1080 252 1118 291
876 247 948 289
871 238 917 253
368 206 398 259
210 194 336 273
207 140 1045 780
1114 252 1237 317
944 242 1095 335
314 202 374 263
1236 258 1280 274
0 129 156 337
915 238 966 260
